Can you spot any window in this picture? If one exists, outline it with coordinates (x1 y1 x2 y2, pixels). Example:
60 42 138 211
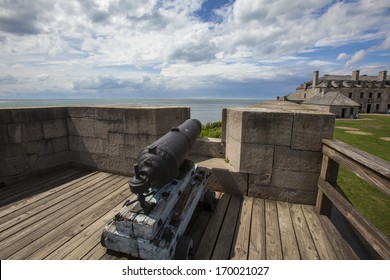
369 92 373 98
348 92 353 98
349 108 354 115
359 104 362 110
377 92 381 98
360 92 364 98
375 104 380 111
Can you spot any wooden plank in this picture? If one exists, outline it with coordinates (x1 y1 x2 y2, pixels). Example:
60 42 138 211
0 175 124 259
264 200 282 260
301 204 338 260
212 195 242 260
186 208 213 253
44 196 127 259
0 167 80 197
0 171 103 223
289 204 319 260
322 139 390 178
0 168 85 206
276 201 300 260
323 144 390 196
194 193 231 260
0 172 115 238
83 244 108 260
318 178 390 259
248 198 266 260
231 196 253 260
316 155 338 216
25 184 129 259
318 215 359 260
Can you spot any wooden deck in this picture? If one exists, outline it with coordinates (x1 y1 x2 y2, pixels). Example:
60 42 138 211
0 168 358 260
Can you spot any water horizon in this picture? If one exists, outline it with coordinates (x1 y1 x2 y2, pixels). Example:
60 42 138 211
0 98 269 124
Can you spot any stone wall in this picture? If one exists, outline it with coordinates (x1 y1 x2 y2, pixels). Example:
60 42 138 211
0 106 190 185
0 107 70 185
224 102 335 205
68 106 190 175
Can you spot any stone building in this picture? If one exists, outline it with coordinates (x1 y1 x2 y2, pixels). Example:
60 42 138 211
302 91 360 118
285 70 390 114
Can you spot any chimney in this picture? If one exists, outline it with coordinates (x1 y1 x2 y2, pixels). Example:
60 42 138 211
378 70 387 81
352 70 360 81
313 71 319 87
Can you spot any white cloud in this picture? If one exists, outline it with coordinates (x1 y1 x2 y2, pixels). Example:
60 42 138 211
337 53 348 60
346 50 367 67
0 0 389 97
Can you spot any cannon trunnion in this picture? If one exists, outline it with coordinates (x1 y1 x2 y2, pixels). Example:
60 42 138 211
101 119 211 259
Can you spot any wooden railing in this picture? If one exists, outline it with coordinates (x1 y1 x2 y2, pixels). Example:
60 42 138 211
316 139 390 259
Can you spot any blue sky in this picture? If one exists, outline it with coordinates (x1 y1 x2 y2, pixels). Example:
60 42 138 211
0 0 389 99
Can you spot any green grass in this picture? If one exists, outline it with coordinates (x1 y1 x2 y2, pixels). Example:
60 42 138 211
200 121 222 138
334 114 390 238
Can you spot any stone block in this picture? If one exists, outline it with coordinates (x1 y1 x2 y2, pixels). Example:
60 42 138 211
0 125 8 144
248 173 272 187
221 108 227 143
103 140 120 156
123 108 156 135
241 110 293 146
94 120 124 139
37 152 70 170
226 109 243 141
274 146 300 171
7 123 21 143
191 157 248 196
21 122 44 142
248 184 288 202
68 136 84 152
77 152 96 168
67 107 98 119
155 107 190 135
299 151 322 173
0 110 12 124
248 184 317 205
11 107 67 122
108 132 125 145
291 112 334 151
67 118 95 137
274 146 323 173
83 137 104 154
208 168 248 196
96 107 124 122
0 143 27 158
271 169 319 191
51 136 69 153
27 140 53 156
6 155 37 176
43 119 67 139
225 136 241 171
119 144 137 160
190 138 225 158
238 143 274 175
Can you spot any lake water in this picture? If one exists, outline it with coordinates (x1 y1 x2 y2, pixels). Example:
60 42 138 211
0 98 266 124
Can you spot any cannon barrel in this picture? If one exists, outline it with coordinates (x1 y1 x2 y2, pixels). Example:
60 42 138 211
129 119 201 196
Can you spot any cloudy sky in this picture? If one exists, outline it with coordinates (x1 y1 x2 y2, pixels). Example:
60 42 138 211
0 0 389 99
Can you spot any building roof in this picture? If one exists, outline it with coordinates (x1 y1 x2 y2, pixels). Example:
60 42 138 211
302 91 360 107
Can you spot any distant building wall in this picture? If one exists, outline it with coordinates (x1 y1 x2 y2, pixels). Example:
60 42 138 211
289 70 390 114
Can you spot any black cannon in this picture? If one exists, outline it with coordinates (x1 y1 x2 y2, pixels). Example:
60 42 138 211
101 118 213 259
129 119 201 204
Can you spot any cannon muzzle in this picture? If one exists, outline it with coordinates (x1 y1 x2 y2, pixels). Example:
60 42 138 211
129 119 201 197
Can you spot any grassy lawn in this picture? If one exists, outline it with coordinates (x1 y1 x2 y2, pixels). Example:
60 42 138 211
333 114 390 238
